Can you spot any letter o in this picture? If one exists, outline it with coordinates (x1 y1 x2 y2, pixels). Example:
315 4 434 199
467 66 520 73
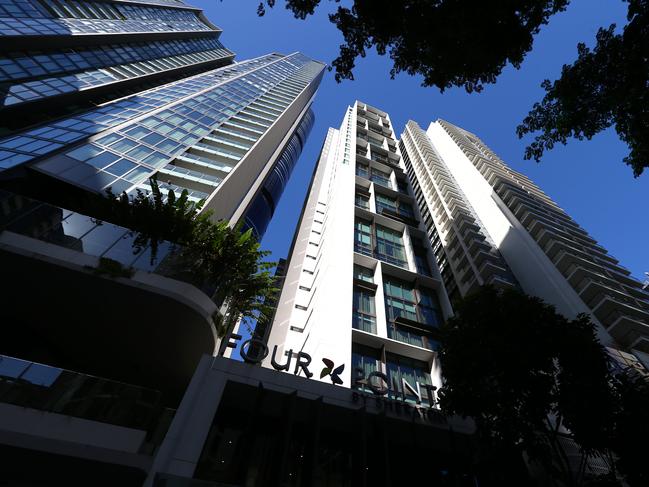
367 371 390 396
240 339 269 364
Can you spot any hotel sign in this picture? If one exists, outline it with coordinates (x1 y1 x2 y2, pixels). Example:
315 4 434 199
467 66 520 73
225 333 445 424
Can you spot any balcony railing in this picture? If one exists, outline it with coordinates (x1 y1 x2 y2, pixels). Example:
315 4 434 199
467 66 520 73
0 354 174 439
376 202 415 221
353 241 408 269
352 312 377 334
375 250 408 268
0 191 217 297
369 174 392 189
371 154 390 165
388 324 438 351
354 242 374 258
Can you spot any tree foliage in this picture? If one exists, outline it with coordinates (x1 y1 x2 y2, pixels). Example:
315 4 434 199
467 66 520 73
437 286 616 485
610 372 649 486
94 179 277 342
517 0 649 176
92 178 199 260
256 0 568 92
254 0 648 175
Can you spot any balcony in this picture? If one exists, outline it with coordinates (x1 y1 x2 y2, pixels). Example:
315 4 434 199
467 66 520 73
353 241 408 270
371 152 390 165
352 312 377 334
606 314 649 352
354 242 374 259
0 353 174 480
389 320 438 351
0 354 173 448
376 204 418 227
0 192 218 405
590 291 649 328
369 174 393 190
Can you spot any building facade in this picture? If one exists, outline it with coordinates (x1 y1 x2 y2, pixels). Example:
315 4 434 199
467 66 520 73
1 50 324 233
0 1 324 484
0 0 234 132
400 121 518 303
264 102 453 397
143 355 477 486
400 119 649 364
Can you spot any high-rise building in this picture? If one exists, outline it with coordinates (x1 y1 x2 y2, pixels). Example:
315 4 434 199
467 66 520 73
400 119 649 364
0 1 324 483
1 48 323 232
141 103 477 487
0 0 234 132
265 102 453 393
143 102 649 486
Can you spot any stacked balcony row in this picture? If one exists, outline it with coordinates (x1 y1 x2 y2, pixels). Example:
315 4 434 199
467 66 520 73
352 109 445 362
400 121 516 302
438 120 649 352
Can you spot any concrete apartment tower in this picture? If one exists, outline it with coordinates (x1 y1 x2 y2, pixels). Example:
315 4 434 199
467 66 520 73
141 103 475 486
400 119 649 367
0 0 324 483
265 101 453 394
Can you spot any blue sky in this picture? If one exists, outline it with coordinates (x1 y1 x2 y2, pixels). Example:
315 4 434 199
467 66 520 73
197 0 647 281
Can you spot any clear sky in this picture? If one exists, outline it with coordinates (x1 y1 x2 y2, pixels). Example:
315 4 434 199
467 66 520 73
197 0 647 281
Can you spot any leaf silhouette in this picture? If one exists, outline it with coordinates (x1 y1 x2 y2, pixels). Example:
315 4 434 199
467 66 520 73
320 367 331 379
322 358 334 368
333 363 345 376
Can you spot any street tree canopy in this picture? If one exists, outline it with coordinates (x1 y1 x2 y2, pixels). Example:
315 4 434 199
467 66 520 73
437 286 616 485
254 0 649 175
438 286 649 486
517 1 649 176
257 0 568 92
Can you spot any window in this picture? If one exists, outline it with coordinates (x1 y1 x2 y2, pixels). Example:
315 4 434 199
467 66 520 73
386 352 433 404
354 219 373 257
352 343 381 387
371 151 389 165
417 288 442 328
376 193 415 220
411 237 432 277
352 287 376 334
353 264 374 283
355 162 393 189
414 253 432 277
397 179 410 195
384 278 418 323
355 191 370 209
397 201 415 219
375 193 397 214
383 277 440 350
369 167 391 189
375 225 407 268
355 162 369 179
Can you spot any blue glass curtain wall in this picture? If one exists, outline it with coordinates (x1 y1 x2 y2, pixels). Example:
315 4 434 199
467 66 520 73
242 108 315 239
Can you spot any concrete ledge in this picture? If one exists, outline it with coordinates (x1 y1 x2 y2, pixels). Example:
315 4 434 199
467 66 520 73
0 403 152 471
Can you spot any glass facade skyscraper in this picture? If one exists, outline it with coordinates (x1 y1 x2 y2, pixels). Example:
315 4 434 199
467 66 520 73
0 1 325 483
5 53 322 210
0 0 233 120
0 0 325 236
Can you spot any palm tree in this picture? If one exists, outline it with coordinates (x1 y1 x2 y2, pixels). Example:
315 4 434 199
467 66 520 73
95 178 278 351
